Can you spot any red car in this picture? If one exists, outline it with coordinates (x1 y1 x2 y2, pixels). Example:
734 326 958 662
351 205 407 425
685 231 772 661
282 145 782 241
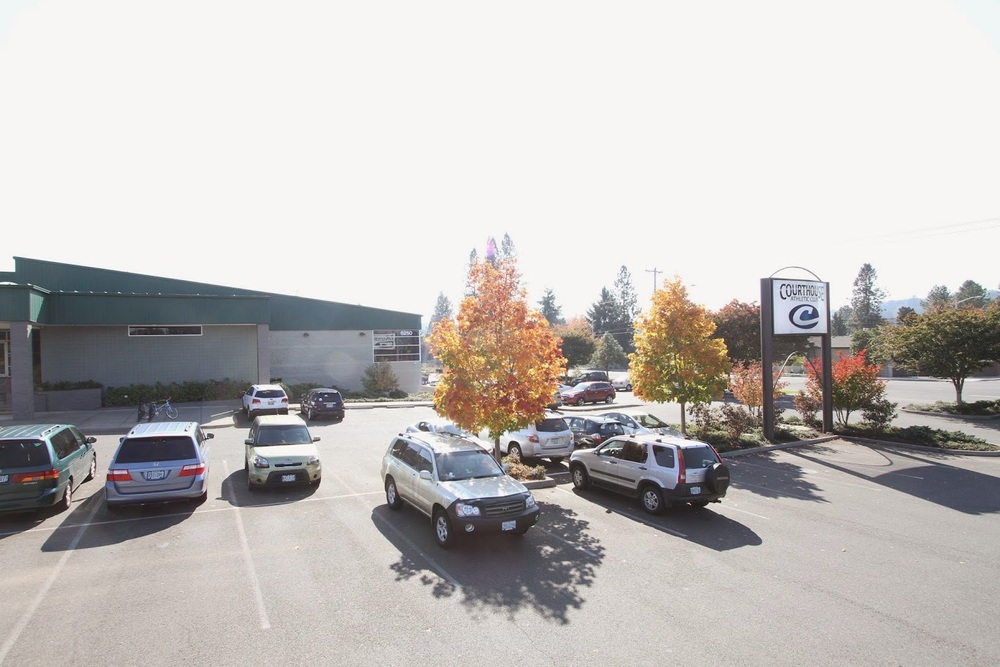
559 381 616 406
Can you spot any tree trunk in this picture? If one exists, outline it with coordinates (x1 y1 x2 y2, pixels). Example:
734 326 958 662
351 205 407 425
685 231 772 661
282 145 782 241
679 401 687 435
493 437 502 463
953 378 965 404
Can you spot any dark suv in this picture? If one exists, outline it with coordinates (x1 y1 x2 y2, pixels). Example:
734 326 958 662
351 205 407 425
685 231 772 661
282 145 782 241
565 416 626 448
0 424 98 515
299 388 345 421
568 371 610 386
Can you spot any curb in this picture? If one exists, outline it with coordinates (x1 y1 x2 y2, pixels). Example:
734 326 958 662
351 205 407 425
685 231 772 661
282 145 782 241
522 477 559 490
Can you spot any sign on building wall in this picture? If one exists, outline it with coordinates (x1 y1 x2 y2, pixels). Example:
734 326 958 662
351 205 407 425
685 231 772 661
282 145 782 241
771 279 829 335
373 330 421 362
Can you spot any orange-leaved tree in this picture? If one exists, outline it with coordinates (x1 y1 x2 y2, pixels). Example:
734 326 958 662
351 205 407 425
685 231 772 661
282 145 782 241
427 257 567 461
729 360 787 423
629 276 731 435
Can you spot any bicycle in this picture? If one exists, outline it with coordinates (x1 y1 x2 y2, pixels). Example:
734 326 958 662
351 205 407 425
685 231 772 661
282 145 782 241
137 397 178 422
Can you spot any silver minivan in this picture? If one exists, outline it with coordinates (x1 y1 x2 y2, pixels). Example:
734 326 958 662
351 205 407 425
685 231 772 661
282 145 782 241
105 421 213 509
485 413 574 463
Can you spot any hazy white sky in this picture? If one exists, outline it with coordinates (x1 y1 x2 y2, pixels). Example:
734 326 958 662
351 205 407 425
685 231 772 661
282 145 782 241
2 0 999 325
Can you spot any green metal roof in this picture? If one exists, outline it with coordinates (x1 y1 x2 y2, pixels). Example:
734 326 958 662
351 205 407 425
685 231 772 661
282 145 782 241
1 257 422 330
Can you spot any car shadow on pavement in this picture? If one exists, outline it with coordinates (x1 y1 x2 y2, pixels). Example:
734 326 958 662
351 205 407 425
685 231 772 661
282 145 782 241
41 492 201 551
372 501 605 625
221 469 320 508
567 488 763 551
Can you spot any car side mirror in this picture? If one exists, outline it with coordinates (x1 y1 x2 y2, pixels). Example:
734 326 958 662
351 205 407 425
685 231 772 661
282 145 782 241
419 470 432 481
205 433 215 439
313 436 321 442
244 438 253 445
86 436 97 444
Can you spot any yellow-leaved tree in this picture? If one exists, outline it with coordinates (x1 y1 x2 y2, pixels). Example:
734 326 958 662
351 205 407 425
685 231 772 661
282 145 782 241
630 276 731 435
427 257 567 461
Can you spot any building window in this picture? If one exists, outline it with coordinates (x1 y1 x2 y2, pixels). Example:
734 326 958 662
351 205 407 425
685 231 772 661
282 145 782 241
0 330 8 377
128 326 203 337
373 329 421 362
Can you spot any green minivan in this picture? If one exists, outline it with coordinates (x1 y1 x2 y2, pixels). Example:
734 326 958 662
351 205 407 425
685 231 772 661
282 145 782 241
0 424 98 515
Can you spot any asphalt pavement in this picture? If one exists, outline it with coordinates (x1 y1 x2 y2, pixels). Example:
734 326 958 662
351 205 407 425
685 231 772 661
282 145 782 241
3 393 999 448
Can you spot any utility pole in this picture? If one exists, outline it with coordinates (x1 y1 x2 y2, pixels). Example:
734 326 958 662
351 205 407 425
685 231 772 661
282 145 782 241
646 268 661 297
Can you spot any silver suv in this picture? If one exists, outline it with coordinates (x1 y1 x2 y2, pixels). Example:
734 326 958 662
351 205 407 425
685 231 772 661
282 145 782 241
568 433 730 514
486 413 574 463
381 432 540 549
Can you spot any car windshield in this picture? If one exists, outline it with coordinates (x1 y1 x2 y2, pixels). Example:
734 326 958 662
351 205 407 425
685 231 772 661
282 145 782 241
435 449 503 481
115 436 197 463
255 426 313 446
0 440 51 468
636 414 669 429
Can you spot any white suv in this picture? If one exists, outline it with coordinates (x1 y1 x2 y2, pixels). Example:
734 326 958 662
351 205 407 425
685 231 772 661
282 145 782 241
242 384 289 420
381 432 540 548
485 413 574 464
569 433 730 514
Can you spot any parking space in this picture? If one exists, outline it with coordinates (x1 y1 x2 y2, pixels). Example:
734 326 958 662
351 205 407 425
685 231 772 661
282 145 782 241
1 409 999 665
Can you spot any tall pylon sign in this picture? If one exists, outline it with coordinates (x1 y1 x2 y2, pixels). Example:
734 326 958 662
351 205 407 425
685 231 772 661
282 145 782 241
761 271 833 440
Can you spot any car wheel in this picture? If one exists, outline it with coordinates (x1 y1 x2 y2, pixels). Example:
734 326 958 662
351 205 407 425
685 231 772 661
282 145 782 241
605 395 614 403
84 455 97 483
625 384 632 392
705 462 731 494
640 484 666 515
247 409 256 421
433 509 454 549
60 479 73 511
571 464 590 489
508 443 523 462
385 477 403 510
576 398 585 406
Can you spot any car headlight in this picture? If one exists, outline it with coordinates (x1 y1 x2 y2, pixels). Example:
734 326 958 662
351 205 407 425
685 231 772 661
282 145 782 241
252 455 270 469
308 455 320 466
454 502 481 517
524 493 536 508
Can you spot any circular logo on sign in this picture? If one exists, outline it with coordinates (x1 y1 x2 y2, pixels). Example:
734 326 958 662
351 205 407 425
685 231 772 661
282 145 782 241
789 304 820 330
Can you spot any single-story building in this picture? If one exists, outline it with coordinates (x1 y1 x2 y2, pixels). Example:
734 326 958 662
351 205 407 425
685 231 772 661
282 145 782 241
0 257 423 419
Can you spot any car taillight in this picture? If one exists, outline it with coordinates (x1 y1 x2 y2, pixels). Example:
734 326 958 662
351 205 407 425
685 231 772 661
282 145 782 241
528 434 539 443
251 398 262 405
179 463 206 477
677 449 687 484
13 469 59 483
107 469 132 482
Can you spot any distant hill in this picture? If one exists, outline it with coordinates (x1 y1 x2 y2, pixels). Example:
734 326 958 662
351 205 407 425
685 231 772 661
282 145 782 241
881 290 998 318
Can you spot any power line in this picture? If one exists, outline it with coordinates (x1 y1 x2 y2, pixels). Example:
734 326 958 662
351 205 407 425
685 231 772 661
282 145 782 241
645 268 661 297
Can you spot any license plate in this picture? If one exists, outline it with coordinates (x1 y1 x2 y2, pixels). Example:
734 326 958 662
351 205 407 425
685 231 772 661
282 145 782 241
0 474 8 484
145 470 167 481
281 474 296 482
502 520 516 531
690 486 701 495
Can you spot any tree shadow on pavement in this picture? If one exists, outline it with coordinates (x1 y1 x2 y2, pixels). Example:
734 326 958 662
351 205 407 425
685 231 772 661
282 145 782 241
372 501 604 625
725 449 829 503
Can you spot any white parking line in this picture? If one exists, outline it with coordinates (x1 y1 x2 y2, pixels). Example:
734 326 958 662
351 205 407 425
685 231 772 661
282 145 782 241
223 461 271 631
553 486 687 537
0 496 99 666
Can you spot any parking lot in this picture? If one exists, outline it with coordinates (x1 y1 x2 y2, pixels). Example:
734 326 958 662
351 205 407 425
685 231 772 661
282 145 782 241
2 403 999 666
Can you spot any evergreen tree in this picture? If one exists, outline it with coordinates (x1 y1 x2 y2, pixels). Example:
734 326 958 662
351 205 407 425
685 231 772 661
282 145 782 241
612 266 639 353
848 263 886 330
832 305 852 336
499 233 517 261
538 288 564 325
586 288 620 340
590 332 629 372
429 293 453 330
